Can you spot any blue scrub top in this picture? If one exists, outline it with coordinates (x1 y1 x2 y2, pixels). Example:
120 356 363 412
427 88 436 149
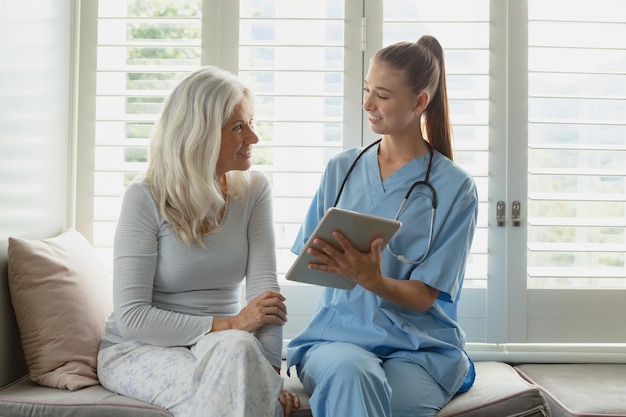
286 143 478 396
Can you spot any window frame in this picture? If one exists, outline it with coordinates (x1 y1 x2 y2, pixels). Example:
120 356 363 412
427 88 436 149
73 0 626 360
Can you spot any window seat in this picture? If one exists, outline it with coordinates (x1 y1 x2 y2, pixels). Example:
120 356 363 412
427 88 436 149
2 240 625 417
3 358 626 417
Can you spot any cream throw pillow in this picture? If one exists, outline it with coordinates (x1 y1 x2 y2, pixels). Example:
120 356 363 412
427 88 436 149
7 230 113 391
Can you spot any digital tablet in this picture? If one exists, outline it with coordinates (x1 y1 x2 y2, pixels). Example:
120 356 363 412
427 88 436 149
285 207 402 290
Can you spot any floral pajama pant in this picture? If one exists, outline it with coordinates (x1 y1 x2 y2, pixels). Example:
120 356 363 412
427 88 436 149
98 329 284 417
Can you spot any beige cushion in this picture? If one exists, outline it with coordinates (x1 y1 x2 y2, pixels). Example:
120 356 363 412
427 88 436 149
282 361 550 417
437 361 548 416
0 376 172 417
516 363 626 416
7 230 112 391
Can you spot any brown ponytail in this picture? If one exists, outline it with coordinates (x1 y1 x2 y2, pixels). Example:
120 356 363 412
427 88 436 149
417 35 454 160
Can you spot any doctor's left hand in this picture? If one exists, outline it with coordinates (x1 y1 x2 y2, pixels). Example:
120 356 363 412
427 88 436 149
307 231 385 290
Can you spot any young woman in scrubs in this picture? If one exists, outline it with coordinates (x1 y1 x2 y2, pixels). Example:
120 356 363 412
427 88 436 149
286 35 478 417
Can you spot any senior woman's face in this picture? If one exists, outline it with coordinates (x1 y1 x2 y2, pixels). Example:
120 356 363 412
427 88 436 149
216 95 258 176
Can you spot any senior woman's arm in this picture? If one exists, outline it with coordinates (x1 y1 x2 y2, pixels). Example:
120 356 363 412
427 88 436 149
244 172 283 369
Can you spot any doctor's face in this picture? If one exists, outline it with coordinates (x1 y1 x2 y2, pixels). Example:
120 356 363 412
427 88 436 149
362 61 421 137
216 94 258 176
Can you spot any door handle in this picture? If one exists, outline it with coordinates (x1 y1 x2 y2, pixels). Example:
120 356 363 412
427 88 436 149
496 201 506 227
496 200 522 227
512 200 521 227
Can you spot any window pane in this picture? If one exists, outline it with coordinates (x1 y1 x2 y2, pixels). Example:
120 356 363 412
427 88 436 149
383 0 490 287
239 0 345 278
93 0 202 255
527 0 626 288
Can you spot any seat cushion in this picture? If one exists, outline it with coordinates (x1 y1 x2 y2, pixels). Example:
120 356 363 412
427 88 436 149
0 376 172 417
283 361 550 417
436 361 549 417
516 364 626 417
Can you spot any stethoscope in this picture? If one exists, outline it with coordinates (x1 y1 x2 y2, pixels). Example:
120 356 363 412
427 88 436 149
333 138 437 265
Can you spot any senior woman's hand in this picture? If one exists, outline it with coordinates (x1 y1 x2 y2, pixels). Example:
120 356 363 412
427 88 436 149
279 389 300 417
211 290 287 333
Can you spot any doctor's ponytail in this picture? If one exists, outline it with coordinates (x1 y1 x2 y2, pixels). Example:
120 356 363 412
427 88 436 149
372 35 455 161
417 35 454 161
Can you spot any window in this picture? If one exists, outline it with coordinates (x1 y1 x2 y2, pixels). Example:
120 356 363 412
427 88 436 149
76 0 626 354
521 0 626 344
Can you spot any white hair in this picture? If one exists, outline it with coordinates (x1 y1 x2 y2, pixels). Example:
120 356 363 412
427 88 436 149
144 66 253 245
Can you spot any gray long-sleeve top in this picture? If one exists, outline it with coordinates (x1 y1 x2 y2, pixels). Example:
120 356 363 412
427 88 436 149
100 171 283 368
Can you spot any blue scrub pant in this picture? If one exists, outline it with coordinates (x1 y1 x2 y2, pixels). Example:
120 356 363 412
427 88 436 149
296 342 452 417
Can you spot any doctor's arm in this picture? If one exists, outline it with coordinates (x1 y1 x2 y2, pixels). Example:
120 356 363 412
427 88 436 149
307 177 478 311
